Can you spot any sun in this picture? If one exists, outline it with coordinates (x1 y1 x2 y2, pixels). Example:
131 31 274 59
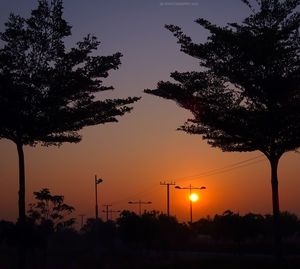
189 193 199 202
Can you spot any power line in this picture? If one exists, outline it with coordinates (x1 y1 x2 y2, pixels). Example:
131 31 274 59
110 184 158 205
179 159 266 183
196 159 265 177
110 155 266 207
174 155 265 182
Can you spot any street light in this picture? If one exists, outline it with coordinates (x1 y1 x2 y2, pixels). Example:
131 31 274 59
175 184 206 224
128 200 152 216
95 175 103 220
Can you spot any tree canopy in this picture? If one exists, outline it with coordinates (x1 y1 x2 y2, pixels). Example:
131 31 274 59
0 0 139 147
145 0 300 160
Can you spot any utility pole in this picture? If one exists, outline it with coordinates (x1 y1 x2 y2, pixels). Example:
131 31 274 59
102 206 121 221
79 214 86 229
160 181 175 216
128 200 152 216
102 204 112 222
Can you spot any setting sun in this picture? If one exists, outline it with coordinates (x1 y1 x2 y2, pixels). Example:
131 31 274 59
189 193 199 202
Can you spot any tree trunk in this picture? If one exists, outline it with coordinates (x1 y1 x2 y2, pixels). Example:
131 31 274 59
17 142 26 225
269 156 282 258
16 142 26 269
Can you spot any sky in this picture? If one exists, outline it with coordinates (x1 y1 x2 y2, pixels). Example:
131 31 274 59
0 0 300 225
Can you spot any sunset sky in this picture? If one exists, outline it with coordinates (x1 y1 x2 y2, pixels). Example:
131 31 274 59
0 0 299 225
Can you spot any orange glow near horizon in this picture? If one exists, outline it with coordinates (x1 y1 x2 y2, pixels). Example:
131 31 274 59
1 136 300 224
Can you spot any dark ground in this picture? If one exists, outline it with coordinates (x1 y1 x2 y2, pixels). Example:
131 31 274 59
1 246 300 269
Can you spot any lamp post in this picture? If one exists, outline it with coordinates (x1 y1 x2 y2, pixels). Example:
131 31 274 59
128 200 152 216
175 184 206 224
95 175 103 220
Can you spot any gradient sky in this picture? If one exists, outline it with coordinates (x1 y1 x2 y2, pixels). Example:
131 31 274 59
0 0 299 225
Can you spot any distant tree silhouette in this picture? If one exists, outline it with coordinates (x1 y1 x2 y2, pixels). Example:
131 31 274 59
0 0 139 232
194 212 263 242
194 211 299 245
81 218 117 247
117 210 192 249
242 213 265 239
212 211 243 243
145 0 300 256
279 211 299 237
264 211 300 238
0 220 16 246
25 188 75 258
156 213 192 250
28 188 75 232
117 210 141 244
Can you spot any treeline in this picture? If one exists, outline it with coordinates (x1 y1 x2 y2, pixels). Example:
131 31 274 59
1 209 300 253
0 210 191 252
193 210 300 242
0 186 299 254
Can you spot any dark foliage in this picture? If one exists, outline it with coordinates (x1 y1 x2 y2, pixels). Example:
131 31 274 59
117 210 193 250
28 188 75 232
81 218 117 247
0 220 16 246
1 210 300 268
194 210 300 242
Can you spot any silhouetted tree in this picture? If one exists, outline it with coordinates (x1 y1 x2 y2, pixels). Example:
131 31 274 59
25 188 75 257
28 188 75 232
117 210 192 249
193 216 214 236
156 213 192 250
242 213 265 239
81 218 117 247
212 211 243 243
145 0 300 255
279 211 299 237
117 210 141 244
0 220 16 246
265 211 300 238
0 0 139 230
195 211 299 245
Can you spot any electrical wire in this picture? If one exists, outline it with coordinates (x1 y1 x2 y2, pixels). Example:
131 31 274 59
110 154 266 205
176 156 266 183
174 155 265 182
